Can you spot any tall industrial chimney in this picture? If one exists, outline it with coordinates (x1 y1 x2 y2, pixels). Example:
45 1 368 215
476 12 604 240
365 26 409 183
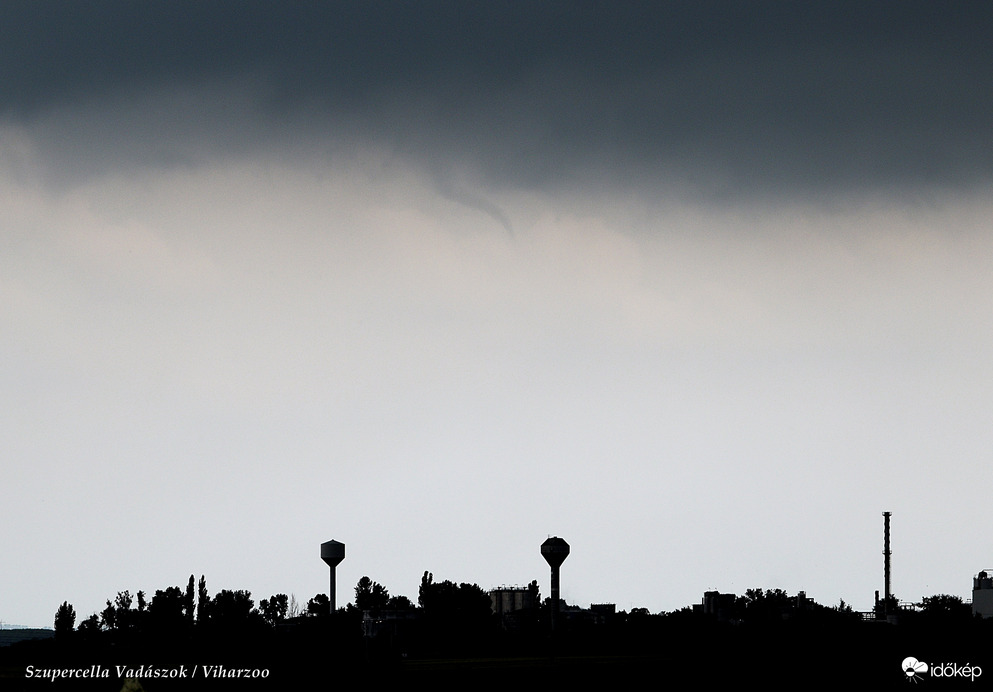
541 536 570 632
883 512 891 614
320 539 345 615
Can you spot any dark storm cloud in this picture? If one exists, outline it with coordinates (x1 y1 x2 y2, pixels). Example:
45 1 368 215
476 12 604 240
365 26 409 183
3 1 992 195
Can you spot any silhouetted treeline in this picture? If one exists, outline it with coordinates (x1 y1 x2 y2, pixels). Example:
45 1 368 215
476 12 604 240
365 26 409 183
5 578 992 688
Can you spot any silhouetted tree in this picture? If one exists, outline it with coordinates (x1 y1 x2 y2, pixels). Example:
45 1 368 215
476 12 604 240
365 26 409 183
874 593 900 618
306 594 330 616
412 574 498 655
919 594 971 621
76 613 100 639
100 590 134 632
54 601 75 640
115 590 133 611
418 576 495 632
528 579 540 605
386 595 415 610
184 575 196 626
149 586 187 633
355 577 390 610
136 590 146 612
196 575 209 624
737 588 793 623
210 589 255 626
259 594 289 626
100 601 116 631
418 571 434 608
287 594 301 618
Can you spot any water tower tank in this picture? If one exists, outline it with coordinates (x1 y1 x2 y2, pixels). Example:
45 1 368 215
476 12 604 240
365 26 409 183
541 536 570 567
321 540 345 567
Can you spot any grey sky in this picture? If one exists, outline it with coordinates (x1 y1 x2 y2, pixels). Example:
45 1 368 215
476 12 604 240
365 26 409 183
4 2 992 194
3 3 993 628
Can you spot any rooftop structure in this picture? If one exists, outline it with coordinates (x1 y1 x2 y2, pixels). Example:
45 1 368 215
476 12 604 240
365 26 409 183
973 570 993 619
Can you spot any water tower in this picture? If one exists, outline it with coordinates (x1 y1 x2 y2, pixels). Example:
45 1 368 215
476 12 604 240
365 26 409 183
541 536 570 632
320 539 345 614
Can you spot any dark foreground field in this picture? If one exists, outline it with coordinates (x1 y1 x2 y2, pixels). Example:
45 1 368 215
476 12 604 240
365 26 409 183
4 616 990 690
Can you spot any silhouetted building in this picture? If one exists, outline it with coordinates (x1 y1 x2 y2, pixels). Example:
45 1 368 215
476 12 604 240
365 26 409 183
489 584 540 632
695 591 736 622
489 586 536 617
589 603 616 625
973 570 993 618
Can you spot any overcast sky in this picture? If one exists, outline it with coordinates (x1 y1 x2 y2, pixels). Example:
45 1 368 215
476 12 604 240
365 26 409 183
4 2 993 628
